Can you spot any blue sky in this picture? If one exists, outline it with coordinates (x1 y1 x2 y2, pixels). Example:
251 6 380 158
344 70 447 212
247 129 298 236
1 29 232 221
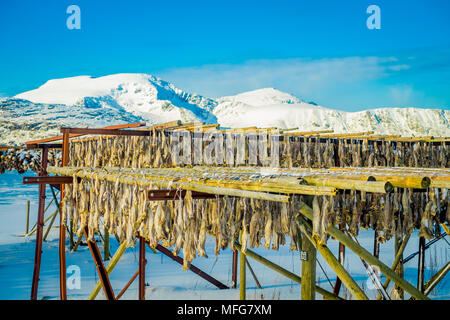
0 0 449 111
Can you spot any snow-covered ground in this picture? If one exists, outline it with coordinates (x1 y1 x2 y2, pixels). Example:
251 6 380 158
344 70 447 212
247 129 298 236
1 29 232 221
1 73 449 146
0 171 448 300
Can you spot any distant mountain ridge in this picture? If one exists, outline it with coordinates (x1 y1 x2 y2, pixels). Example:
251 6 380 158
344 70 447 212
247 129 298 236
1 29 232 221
0 73 448 145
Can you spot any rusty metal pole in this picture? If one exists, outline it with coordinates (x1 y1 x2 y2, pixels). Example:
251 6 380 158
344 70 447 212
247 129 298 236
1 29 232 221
84 227 115 300
59 128 69 300
152 244 228 289
139 236 146 300
418 236 426 292
333 222 346 296
116 270 139 300
394 232 405 299
333 241 345 296
30 146 48 300
374 231 380 259
373 230 380 281
232 249 238 288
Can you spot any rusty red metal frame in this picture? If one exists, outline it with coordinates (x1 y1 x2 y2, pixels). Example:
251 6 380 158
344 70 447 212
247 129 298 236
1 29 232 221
146 188 229 291
84 227 115 300
62 127 150 136
25 123 146 146
418 237 426 292
139 236 146 300
24 122 234 300
232 250 238 289
116 270 139 300
23 176 73 185
30 146 48 300
333 223 346 296
148 190 221 201
152 244 229 290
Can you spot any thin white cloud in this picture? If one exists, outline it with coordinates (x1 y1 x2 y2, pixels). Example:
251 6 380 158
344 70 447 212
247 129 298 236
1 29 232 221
389 84 415 105
157 56 409 101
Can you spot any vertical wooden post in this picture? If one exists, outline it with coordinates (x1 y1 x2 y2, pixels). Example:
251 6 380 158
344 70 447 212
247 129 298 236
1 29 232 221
418 236 426 293
30 146 48 300
393 232 404 299
301 235 316 300
299 202 429 300
139 236 146 300
239 249 246 300
232 250 238 288
104 227 110 261
59 128 69 300
26 200 30 234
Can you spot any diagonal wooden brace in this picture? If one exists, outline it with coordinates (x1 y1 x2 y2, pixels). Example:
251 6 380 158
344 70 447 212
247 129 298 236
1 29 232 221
298 201 430 300
84 227 115 300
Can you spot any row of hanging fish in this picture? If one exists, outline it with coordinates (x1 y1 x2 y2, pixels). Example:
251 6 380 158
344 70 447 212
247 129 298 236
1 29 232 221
59 170 449 267
67 131 450 169
284 137 449 168
310 188 449 245
0 149 61 174
2 131 448 175
68 131 172 168
60 176 303 269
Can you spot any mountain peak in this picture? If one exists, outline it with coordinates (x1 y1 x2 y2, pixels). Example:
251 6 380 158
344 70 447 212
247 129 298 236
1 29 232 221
14 73 218 124
218 87 302 107
16 73 158 106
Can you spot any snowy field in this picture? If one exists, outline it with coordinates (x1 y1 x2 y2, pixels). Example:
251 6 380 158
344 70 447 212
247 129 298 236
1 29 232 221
0 171 449 300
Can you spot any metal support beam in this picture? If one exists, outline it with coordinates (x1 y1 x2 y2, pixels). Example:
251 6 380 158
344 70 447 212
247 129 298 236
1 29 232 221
23 176 73 185
394 232 405 299
62 127 150 136
84 227 115 300
333 233 345 296
116 270 139 300
25 122 146 147
232 250 238 289
30 146 48 300
89 241 128 300
373 231 380 259
148 190 221 201
418 237 426 293
139 236 146 300
151 243 228 289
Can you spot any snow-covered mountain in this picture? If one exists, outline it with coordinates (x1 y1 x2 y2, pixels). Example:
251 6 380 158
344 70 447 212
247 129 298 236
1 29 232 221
214 89 450 136
16 74 217 125
1 73 449 145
